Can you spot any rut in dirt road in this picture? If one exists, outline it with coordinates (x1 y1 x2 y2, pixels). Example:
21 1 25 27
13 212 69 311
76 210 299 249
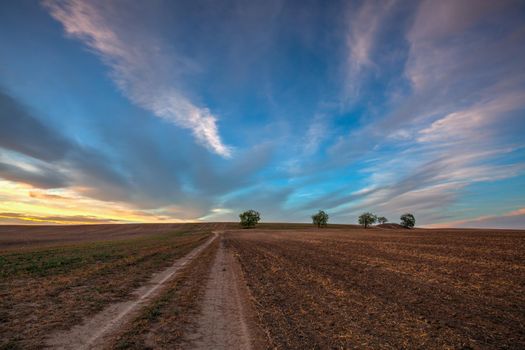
184 235 255 350
45 232 218 350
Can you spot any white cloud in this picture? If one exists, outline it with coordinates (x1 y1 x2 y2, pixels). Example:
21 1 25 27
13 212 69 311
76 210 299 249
417 91 525 143
344 0 396 98
44 0 232 157
302 114 328 155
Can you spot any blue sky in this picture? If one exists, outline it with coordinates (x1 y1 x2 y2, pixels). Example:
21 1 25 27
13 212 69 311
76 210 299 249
1 0 524 227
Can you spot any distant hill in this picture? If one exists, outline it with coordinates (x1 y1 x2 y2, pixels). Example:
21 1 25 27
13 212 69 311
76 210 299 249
376 223 408 229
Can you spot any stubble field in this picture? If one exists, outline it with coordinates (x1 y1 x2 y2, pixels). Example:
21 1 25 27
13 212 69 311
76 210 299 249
1 223 524 349
227 227 525 349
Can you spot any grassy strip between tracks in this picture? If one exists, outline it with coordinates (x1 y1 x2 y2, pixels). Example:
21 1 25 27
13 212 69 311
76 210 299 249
112 239 219 349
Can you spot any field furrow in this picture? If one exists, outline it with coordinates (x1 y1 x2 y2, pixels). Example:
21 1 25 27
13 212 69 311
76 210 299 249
227 228 525 349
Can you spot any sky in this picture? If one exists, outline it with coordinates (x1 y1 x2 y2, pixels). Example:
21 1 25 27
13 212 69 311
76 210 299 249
0 0 524 228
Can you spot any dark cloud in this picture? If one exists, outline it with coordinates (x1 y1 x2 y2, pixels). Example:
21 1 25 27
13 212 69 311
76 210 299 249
0 90 130 193
89 110 276 213
65 148 134 204
0 91 72 161
0 161 68 188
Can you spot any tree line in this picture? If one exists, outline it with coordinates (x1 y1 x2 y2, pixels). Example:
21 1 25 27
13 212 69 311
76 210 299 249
238 210 415 229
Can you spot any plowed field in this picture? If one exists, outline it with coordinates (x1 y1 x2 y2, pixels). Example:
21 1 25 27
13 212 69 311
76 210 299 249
227 228 525 349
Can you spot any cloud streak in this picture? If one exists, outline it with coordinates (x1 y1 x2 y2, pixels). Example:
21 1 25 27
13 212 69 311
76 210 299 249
0 87 275 221
344 0 394 96
0 91 71 161
0 212 126 224
318 0 525 226
426 208 525 229
44 0 232 157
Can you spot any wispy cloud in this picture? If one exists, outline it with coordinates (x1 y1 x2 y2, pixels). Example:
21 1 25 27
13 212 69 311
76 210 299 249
417 91 525 143
301 114 330 155
344 0 396 98
322 0 525 225
44 0 232 157
29 190 71 201
0 160 68 189
425 207 525 229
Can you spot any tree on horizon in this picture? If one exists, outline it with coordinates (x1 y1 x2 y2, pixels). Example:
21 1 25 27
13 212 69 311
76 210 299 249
239 210 260 228
358 212 377 228
311 210 329 228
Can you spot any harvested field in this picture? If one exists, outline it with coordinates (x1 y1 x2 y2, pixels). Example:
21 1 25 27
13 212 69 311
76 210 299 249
376 223 407 229
0 223 232 250
226 227 525 349
2 224 525 349
0 224 226 349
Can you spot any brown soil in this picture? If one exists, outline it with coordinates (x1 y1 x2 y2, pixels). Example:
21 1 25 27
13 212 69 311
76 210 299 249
376 223 407 229
182 233 265 349
226 228 525 349
0 222 364 251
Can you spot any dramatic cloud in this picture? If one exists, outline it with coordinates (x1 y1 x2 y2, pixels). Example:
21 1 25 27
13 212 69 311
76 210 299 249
0 1 523 227
0 160 68 189
321 0 525 226
44 0 232 157
0 88 273 221
0 91 71 162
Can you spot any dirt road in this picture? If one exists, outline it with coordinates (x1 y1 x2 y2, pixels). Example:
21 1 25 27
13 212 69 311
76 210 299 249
183 233 260 350
45 232 218 349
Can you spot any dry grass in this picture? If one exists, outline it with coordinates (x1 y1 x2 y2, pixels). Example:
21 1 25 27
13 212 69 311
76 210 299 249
0 223 233 250
0 224 221 349
227 228 525 349
111 239 219 349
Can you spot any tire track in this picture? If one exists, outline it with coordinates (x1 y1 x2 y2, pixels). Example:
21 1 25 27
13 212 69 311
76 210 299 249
46 232 218 350
183 234 256 350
